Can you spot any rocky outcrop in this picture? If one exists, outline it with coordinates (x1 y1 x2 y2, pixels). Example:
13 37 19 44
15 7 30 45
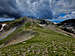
58 19 75 34
0 24 7 32
0 24 2 30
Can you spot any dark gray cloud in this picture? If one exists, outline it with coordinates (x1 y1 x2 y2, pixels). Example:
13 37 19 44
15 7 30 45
0 0 20 17
0 0 75 18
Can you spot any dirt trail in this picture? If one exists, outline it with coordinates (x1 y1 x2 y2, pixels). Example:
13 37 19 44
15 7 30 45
4 31 36 46
0 27 16 40
47 25 75 38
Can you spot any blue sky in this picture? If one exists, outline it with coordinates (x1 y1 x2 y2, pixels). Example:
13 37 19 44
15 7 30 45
0 0 75 23
0 18 15 22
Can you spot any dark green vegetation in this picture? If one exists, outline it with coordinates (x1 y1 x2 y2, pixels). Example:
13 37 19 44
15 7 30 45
0 18 75 56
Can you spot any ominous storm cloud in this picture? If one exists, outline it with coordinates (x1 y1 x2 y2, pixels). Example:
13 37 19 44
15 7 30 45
0 0 21 17
0 0 75 18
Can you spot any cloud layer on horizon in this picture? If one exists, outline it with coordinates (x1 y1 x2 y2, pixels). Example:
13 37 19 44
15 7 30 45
0 0 75 18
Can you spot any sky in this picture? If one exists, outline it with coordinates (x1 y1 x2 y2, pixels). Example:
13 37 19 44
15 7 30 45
0 0 75 22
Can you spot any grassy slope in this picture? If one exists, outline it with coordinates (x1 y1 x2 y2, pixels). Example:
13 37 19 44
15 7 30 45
0 23 75 56
0 17 26 45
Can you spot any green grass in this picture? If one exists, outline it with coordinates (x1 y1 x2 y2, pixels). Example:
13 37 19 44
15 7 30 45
0 23 75 56
0 17 27 45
